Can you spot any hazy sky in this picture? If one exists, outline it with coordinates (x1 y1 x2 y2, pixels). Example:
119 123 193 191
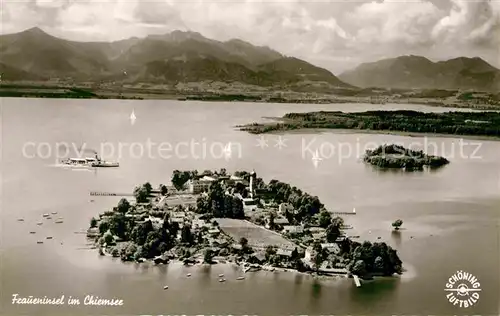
2 0 499 73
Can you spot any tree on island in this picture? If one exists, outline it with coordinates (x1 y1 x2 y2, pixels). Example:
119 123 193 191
346 241 403 277
392 219 403 230
318 210 332 228
171 170 192 191
90 217 98 228
203 248 214 264
104 231 114 245
239 237 249 252
159 184 168 196
326 223 341 243
351 260 367 276
143 182 153 195
98 220 110 235
181 225 194 245
109 213 128 239
311 250 324 272
331 216 344 227
122 243 137 261
133 186 149 203
130 220 154 246
116 198 131 214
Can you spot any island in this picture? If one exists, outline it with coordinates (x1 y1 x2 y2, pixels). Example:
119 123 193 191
87 169 403 280
363 144 450 171
238 110 500 139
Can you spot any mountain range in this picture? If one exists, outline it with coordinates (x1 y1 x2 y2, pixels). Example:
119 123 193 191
1 27 498 92
0 27 350 88
339 55 500 92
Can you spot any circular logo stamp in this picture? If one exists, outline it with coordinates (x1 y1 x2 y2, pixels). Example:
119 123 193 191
444 270 481 308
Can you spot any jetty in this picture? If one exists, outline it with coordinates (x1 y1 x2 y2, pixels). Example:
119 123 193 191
353 275 362 287
317 268 349 275
90 191 134 196
331 208 356 216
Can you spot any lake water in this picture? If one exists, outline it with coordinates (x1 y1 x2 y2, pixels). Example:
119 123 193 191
1 98 499 315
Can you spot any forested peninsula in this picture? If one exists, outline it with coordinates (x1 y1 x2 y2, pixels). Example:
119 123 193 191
238 110 500 138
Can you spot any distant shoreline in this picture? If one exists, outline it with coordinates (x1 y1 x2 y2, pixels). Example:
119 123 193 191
238 110 500 141
1 83 499 111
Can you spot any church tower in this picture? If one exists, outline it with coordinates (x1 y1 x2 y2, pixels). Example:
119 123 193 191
250 169 256 199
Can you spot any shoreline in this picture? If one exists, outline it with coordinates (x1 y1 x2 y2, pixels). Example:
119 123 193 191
1 84 499 111
99 249 354 280
3 95 498 111
257 127 500 142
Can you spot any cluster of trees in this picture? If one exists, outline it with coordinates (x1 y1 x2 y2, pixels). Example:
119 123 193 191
262 245 305 271
392 219 403 230
171 169 232 191
364 144 449 170
306 238 403 278
241 110 500 137
265 180 323 223
171 170 197 191
347 240 403 277
134 183 153 203
94 194 197 261
196 181 245 219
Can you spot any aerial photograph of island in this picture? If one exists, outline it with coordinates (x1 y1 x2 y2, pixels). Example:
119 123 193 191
0 0 499 315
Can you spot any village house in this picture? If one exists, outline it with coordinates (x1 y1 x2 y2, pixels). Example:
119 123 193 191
242 198 258 211
276 249 293 259
304 247 313 262
282 225 304 234
231 243 243 251
308 227 326 234
248 252 266 264
265 215 289 229
312 232 325 241
320 243 341 254
192 219 210 229
278 203 294 215
187 176 215 194
274 217 290 226
208 228 220 236
148 216 164 229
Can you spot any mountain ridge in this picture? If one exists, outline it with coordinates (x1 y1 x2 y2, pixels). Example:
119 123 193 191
0 27 352 88
339 55 500 92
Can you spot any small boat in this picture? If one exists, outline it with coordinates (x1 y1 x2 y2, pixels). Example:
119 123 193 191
46 216 52 219
55 220 63 224
51 211 57 214
163 285 169 290
218 274 224 277
46 236 53 239
17 218 24 222
236 276 245 280
90 200 94 202
130 110 136 123
36 222 43 225
186 273 192 277
37 241 43 244
29 231 36 234
219 278 226 282
42 214 49 217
